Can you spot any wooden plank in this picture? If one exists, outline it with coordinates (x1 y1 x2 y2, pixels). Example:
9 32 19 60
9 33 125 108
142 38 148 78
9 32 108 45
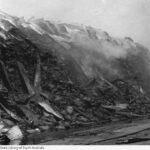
39 135 104 145
34 58 41 92
89 122 150 144
17 61 35 95
0 60 13 90
37 120 150 145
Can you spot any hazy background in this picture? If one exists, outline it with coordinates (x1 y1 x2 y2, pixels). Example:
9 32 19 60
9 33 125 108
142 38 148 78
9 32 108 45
0 0 150 49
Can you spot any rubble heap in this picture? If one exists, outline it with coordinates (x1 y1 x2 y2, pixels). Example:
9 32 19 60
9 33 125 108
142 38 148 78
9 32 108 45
0 28 150 145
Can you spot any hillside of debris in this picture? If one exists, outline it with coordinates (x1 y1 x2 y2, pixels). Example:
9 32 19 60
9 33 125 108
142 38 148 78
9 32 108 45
1 11 150 144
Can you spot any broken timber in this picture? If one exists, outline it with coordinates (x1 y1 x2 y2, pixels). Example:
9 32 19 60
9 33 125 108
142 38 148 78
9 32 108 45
17 61 64 120
29 119 150 145
0 60 13 91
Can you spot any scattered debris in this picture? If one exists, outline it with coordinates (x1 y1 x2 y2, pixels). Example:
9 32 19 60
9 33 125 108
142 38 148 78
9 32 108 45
26 128 40 134
0 103 22 121
0 28 150 145
101 104 128 111
0 60 13 91
17 60 64 120
38 101 64 120
6 125 23 141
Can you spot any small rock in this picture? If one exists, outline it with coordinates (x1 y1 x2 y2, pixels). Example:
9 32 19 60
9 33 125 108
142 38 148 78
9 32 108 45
66 106 73 114
26 128 40 134
78 116 88 122
39 126 50 131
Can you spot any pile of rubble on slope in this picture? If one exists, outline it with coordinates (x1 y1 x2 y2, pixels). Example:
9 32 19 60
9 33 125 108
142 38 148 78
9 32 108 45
0 30 150 145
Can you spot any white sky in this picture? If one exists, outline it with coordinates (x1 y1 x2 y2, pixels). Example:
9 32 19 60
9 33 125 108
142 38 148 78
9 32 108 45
0 0 150 49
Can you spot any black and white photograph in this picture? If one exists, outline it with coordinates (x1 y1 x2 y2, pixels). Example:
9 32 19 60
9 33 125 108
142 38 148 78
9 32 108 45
0 0 150 146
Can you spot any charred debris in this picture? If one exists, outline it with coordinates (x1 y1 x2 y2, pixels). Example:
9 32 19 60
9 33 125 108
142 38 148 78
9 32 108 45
0 28 150 144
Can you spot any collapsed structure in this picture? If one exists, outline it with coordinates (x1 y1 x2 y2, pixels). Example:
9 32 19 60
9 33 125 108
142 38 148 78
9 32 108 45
0 11 150 144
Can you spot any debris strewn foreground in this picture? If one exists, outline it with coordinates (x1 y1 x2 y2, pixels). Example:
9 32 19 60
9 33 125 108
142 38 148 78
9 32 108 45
0 33 150 145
